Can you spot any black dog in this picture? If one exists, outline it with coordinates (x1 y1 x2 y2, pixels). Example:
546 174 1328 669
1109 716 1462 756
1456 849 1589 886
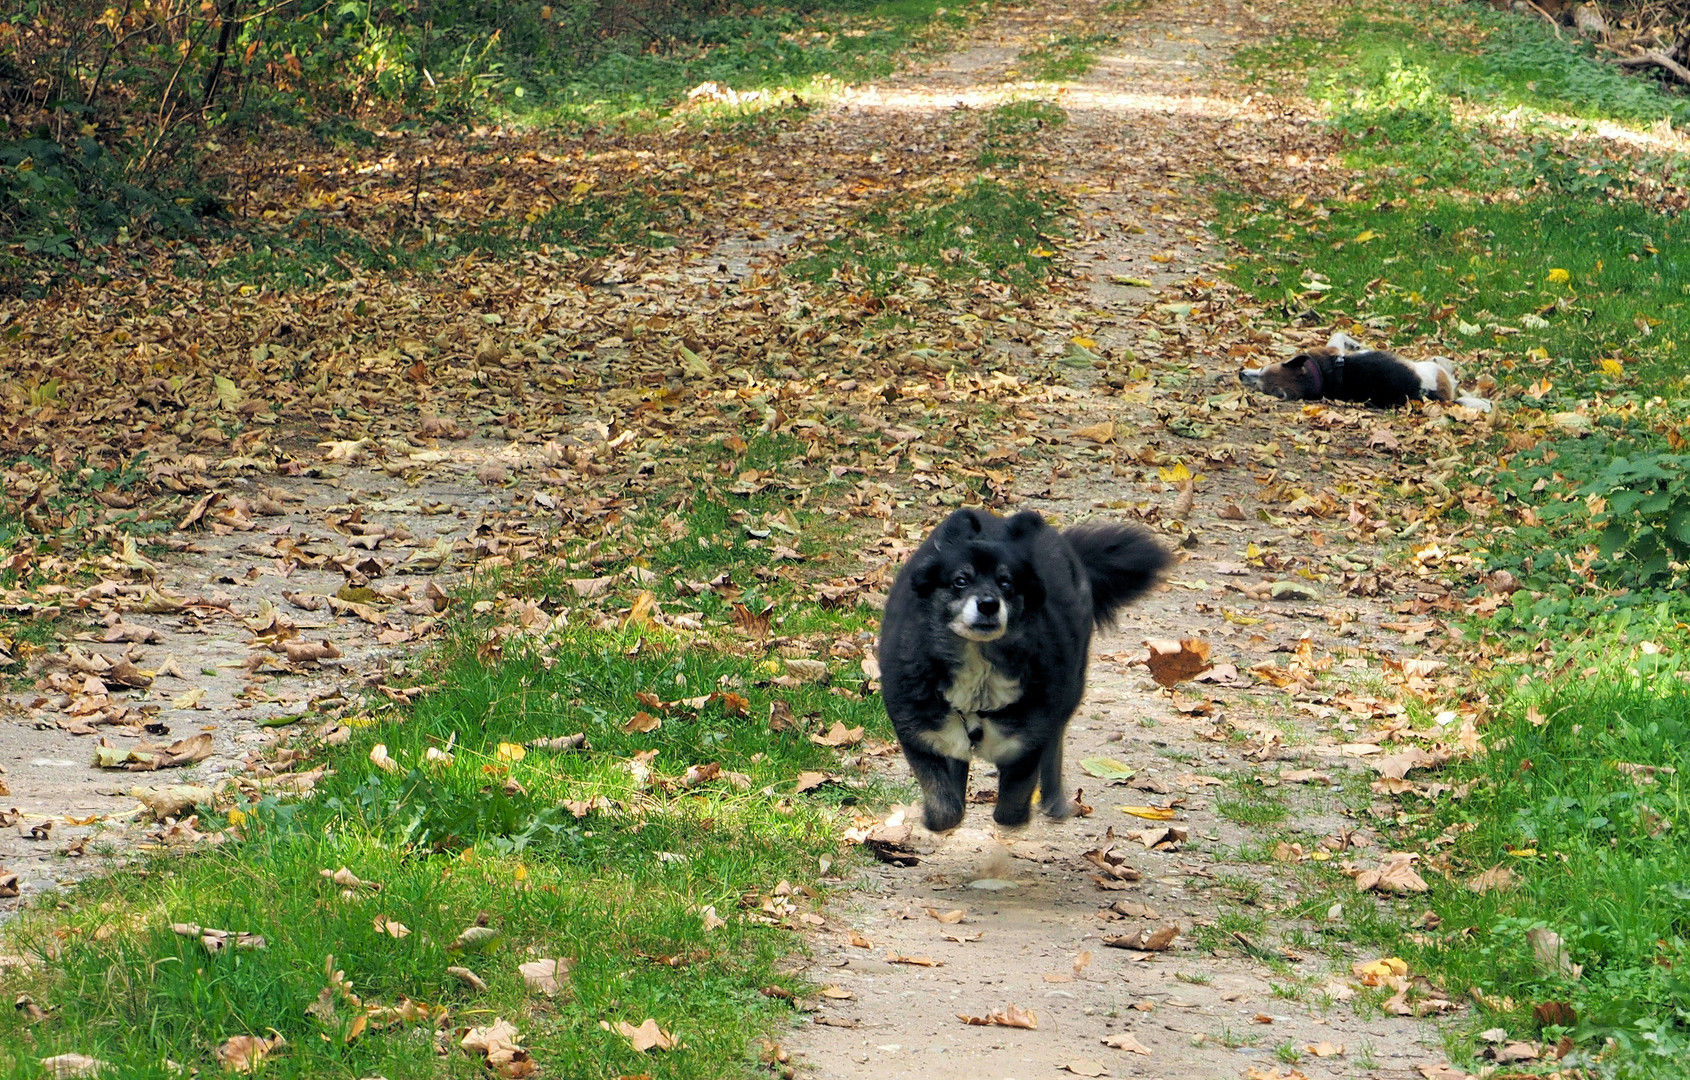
1239 331 1491 412
878 509 1169 833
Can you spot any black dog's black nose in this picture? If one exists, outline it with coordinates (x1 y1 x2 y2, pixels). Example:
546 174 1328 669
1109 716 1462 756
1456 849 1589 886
976 596 1000 616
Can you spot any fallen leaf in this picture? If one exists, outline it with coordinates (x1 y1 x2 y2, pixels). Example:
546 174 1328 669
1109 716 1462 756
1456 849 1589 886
1143 638 1211 686
1526 926 1582 979
519 958 566 998
1103 1032 1151 1054
924 907 966 924
40 1055 113 1079
1102 924 1179 951
957 1004 1037 1029
1072 420 1115 444
622 711 661 734
1062 1060 1109 1077
612 1018 678 1052
1467 865 1517 894
447 965 489 992
462 1018 537 1077
809 721 864 747
1355 853 1428 894
450 925 502 954
1079 756 1135 781
1118 805 1176 821
214 1033 285 1073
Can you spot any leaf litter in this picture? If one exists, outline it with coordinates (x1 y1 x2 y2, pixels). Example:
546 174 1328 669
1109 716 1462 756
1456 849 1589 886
0 0 1564 1075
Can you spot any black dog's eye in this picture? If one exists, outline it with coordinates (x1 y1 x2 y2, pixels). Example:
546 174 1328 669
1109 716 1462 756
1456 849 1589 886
997 575 1013 592
952 571 971 589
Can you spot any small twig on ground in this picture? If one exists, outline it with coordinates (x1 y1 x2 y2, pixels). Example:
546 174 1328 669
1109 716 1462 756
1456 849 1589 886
1523 1 1564 38
1612 48 1690 85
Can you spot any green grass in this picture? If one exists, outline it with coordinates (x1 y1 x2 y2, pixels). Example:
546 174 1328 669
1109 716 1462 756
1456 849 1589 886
791 177 1068 294
1234 0 1690 125
1392 668 1690 1075
1016 32 1116 81
523 0 984 124
0 478 891 1078
1213 7 1690 1073
1220 194 1690 389
978 99 1067 168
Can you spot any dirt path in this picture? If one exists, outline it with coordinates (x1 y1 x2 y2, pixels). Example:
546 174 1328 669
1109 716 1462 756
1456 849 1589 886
0 0 1490 1073
0 441 544 899
787 2 1475 1077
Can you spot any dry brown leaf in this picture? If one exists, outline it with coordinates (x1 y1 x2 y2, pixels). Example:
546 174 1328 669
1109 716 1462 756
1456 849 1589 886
611 1018 679 1052
1355 853 1429 894
957 1004 1037 1029
447 965 489 992
888 954 942 967
924 907 966 924
462 1018 537 1077
1102 924 1179 951
40 1055 113 1079
809 721 863 747
1071 420 1116 444
1143 638 1211 686
214 1033 285 1073
1102 1031 1152 1054
519 958 566 997
622 711 661 734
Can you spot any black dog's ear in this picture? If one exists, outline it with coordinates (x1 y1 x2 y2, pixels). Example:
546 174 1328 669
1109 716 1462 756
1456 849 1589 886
936 509 987 543
1005 510 1046 540
1285 354 1311 368
911 555 945 598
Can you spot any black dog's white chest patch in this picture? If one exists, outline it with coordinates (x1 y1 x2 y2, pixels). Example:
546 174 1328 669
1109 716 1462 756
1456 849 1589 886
918 645 1024 764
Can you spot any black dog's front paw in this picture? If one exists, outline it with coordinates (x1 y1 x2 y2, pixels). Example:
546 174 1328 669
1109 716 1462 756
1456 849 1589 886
1041 795 1074 821
921 795 966 833
991 798 1032 828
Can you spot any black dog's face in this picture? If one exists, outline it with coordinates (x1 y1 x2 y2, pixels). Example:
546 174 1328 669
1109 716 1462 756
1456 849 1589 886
1239 350 1325 401
941 549 1018 642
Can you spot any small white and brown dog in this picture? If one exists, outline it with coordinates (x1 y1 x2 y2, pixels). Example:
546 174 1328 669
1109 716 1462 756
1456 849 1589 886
1240 332 1491 412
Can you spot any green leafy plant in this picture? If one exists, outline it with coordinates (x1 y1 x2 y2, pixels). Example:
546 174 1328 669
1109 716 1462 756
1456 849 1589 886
1585 453 1690 584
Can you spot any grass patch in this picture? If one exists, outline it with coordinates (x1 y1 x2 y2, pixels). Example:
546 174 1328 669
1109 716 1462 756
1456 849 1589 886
0 480 892 1077
526 0 984 124
1217 791 1289 826
1219 194 1690 391
1234 0 1690 126
791 177 1068 294
1395 666 1690 1072
978 100 1067 168
1016 32 1116 81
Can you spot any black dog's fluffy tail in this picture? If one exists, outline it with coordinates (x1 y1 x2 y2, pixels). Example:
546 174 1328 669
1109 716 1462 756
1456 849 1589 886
1062 523 1170 629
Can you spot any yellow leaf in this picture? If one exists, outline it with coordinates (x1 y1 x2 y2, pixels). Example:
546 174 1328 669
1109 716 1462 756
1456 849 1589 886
1031 246 1056 258
228 806 247 828
1353 230 1378 243
571 180 592 196
1600 358 1624 378
1119 805 1177 821
1546 268 1570 285
1526 346 1549 361
1158 461 1192 483
1508 847 1539 857
1070 336 1098 349
495 742 526 764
